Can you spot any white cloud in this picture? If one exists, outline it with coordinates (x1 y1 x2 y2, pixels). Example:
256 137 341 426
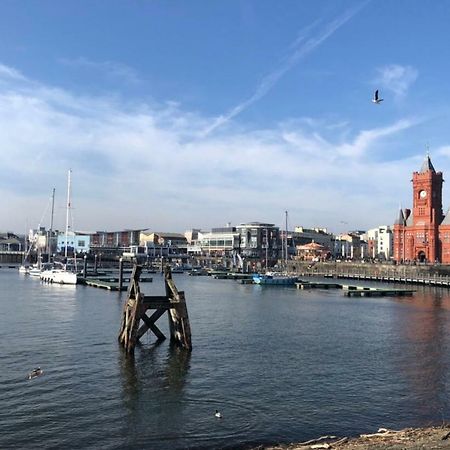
0 62 423 234
0 63 26 81
376 64 418 99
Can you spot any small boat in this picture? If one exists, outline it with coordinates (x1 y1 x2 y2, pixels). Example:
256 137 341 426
40 262 78 285
189 268 208 276
28 367 44 379
252 272 298 285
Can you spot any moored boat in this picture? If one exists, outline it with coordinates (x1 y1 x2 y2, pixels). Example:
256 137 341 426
252 272 298 285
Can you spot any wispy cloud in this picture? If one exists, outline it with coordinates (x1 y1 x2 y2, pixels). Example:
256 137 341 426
0 63 27 82
59 57 141 84
376 64 418 99
201 1 370 136
0 61 426 233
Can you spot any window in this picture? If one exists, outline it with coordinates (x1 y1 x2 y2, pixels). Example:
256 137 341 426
78 240 85 247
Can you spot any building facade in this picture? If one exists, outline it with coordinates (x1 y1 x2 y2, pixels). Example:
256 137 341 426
236 222 280 259
393 155 450 263
366 226 393 260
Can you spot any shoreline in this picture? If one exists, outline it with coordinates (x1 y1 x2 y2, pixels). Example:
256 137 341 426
255 425 450 449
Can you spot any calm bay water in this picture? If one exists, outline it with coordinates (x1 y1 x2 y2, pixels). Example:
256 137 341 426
1 268 450 449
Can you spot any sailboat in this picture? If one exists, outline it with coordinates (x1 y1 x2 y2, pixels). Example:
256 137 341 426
40 170 78 285
253 211 298 286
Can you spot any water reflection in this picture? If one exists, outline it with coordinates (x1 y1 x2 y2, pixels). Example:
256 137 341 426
118 342 191 447
394 288 450 423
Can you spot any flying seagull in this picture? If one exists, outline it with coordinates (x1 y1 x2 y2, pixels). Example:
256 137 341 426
372 89 383 104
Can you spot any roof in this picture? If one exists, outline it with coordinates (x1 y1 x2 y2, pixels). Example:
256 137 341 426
296 242 327 251
441 208 450 225
406 212 414 226
394 208 405 226
420 154 436 173
152 232 186 239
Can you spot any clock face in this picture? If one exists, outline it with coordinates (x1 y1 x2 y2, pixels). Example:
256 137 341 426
419 190 427 199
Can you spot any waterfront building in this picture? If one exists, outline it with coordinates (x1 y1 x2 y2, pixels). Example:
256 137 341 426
57 231 91 254
393 155 450 263
333 233 365 260
293 226 333 249
89 229 142 257
366 226 393 260
198 227 240 256
139 230 188 257
91 229 142 248
236 222 280 260
0 232 23 251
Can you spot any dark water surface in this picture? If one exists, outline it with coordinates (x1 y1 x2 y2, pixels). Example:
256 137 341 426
1 269 450 449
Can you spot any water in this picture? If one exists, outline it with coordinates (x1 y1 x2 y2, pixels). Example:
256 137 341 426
1 269 450 449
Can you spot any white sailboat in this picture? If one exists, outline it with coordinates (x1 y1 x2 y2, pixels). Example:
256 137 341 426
40 170 78 285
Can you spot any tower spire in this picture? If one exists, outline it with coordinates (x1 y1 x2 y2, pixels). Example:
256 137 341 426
420 152 435 173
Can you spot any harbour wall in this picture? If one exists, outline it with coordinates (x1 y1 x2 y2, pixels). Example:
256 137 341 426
289 260 450 281
0 251 24 264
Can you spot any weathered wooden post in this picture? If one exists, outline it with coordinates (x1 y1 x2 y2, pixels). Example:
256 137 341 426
118 264 192 354
164 265 192 350
118 257 124 291
83 254 88 278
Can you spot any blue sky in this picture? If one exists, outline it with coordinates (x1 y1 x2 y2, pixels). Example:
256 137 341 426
2 1 450 234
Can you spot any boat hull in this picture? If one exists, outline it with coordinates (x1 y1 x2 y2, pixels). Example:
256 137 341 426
40 269 77 285
252 274 298 285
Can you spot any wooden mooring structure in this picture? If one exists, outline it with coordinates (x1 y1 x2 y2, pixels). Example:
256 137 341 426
118 265 192 354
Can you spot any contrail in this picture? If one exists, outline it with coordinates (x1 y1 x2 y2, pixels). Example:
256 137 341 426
201 2 369 137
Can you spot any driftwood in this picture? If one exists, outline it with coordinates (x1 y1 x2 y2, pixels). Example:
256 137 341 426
118 264 192 354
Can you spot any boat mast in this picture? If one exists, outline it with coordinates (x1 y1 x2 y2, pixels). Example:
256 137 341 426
265 228 269 271
284 210 288 269
65 170 71 259
47 188 55 260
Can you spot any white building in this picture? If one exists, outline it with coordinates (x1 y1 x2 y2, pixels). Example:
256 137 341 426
366 226 393 260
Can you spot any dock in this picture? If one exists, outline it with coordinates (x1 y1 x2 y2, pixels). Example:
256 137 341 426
296 281 342 289
83 279 128 291
342 285 414 297
295 280 415 297
213 272 254 280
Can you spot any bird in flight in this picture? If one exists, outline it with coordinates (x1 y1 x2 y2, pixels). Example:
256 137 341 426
372 89 383 104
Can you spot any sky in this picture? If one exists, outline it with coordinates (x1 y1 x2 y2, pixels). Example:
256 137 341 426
2 1 450 235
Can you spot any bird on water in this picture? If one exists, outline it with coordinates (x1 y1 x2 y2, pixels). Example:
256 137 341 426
214 410 222 419
28 367 44 380
372 89 384 104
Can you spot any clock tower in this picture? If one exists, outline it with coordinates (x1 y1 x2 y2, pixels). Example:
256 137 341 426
394 155 444 263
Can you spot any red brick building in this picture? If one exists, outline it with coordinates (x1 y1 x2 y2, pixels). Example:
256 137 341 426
393 155 450 263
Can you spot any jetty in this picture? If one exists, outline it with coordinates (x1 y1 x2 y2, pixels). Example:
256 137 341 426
342 285 414 297
295 280 414 297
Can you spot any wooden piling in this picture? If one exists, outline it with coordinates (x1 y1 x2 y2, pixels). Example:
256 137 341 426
83 255 88 278
118 257 124 291
118 264 192 354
